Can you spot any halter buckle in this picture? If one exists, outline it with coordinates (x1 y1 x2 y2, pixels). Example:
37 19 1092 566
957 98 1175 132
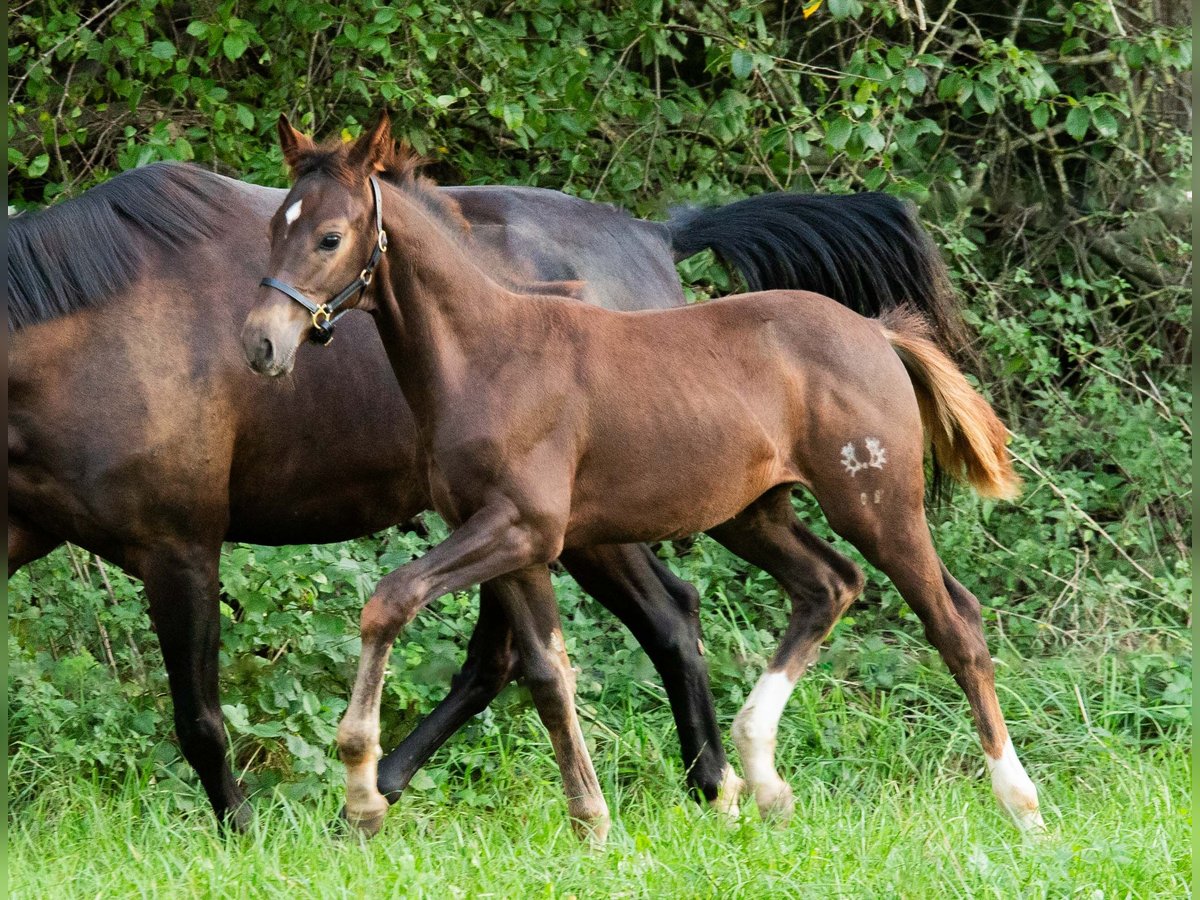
311 304 333 330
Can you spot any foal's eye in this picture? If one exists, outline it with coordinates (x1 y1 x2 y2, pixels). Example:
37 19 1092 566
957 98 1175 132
318 233 342 251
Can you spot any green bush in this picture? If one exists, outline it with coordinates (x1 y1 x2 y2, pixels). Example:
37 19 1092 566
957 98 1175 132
8 1 1190 798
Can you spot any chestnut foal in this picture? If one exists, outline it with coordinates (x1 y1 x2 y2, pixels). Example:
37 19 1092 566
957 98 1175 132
243 116 1045 840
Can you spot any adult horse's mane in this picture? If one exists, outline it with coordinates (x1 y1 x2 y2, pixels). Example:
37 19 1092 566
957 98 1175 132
8 163 230 332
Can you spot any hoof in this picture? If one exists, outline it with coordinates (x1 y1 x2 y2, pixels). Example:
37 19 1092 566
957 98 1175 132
569 804 611 848
711 766 745 819
754 779 795 824
220 799 255 834
340 796 389 839
1013 806 1048 838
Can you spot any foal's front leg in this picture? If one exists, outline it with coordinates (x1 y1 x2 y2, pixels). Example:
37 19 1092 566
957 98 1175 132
489 564 610 843
336 503 576 837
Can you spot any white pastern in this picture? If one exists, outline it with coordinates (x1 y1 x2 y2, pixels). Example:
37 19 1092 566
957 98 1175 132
732 670 798 818
986 738 1046 834
284 199 303 235
711 765 745 818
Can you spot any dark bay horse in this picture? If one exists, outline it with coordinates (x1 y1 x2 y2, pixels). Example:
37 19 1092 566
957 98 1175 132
9 147 962 832
243 116 1045 840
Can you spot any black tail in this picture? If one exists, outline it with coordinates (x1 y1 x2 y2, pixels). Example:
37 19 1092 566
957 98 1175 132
667 192 969 357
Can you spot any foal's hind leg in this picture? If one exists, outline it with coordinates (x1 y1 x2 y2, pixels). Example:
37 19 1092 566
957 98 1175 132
707 487 865 821
821 490 1045 834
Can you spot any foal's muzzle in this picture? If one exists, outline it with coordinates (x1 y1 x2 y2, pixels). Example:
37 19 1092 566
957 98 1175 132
241 306 306 377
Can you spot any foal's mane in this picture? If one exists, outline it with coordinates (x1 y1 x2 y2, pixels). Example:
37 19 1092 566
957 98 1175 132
8 163 230 332
291 139 471 235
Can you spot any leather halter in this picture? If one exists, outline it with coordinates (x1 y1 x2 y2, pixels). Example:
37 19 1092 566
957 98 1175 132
259 175 388 345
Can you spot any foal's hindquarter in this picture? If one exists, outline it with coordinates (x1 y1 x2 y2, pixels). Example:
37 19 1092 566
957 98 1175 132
332 179 1042 837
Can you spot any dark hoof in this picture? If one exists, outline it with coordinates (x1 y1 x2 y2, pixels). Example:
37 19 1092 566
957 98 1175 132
220 799 255 834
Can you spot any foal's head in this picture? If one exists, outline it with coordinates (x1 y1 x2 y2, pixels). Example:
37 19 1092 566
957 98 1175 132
242 113 409 376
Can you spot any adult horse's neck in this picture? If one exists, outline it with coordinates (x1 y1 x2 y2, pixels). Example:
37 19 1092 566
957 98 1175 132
371 179 519 430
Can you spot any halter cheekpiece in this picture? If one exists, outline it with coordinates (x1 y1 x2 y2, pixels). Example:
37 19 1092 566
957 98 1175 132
259 175 388 345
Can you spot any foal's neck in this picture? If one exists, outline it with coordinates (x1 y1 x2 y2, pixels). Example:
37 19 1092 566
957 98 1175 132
372 181 520 423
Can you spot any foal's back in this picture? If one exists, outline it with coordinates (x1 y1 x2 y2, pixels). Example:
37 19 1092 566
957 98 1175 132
541 289 925 547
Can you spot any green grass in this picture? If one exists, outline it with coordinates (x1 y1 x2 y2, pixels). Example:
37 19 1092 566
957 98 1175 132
9 651 1189 899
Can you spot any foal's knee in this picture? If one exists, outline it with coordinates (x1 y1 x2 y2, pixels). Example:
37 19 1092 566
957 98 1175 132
360 572 430 641
521 653 575 723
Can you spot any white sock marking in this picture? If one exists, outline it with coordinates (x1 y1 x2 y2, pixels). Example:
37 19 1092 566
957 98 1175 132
986 738 1045 833
711 765 744 818
733 670 798 811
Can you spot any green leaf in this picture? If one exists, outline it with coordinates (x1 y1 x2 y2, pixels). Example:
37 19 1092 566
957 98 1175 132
235 105 255 130
150 41 176 61
1030 103 1050 129
660 98 682 125
825 116 852 150
859 123 886 151
974 82 996 114
27 153 49 178
1065 104 1090 140
827 0 861 18
185 21 208 39
904 68 926 95
1090 105 1118 138
936 73 961 101
409 770 437 791
222 33 249 62
730 49 754 79
863 167 887 190
501 103 524 130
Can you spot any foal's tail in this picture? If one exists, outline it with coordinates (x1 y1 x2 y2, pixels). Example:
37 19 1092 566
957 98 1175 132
666 192 969 358
880 308 1021 501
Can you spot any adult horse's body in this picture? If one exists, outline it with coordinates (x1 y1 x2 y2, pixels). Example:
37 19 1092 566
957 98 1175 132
9 158 959 830
244 117 1045 840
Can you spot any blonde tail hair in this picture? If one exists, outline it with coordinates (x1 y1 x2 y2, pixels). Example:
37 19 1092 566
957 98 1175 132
880 308 1021 501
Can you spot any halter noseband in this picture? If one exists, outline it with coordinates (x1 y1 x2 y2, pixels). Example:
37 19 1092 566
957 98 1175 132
259 175 388 345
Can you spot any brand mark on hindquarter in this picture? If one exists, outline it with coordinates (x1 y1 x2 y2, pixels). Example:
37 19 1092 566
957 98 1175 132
841 438 887 476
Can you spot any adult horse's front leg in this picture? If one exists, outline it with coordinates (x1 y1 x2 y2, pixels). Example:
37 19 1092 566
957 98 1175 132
337 503 564 836
374 592 519 800
561 544 739 814
7 518 62 577
138 544 253 831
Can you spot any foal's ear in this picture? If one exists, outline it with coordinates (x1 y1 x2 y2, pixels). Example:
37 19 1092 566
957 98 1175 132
277 114 315 172
347 111 392 173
